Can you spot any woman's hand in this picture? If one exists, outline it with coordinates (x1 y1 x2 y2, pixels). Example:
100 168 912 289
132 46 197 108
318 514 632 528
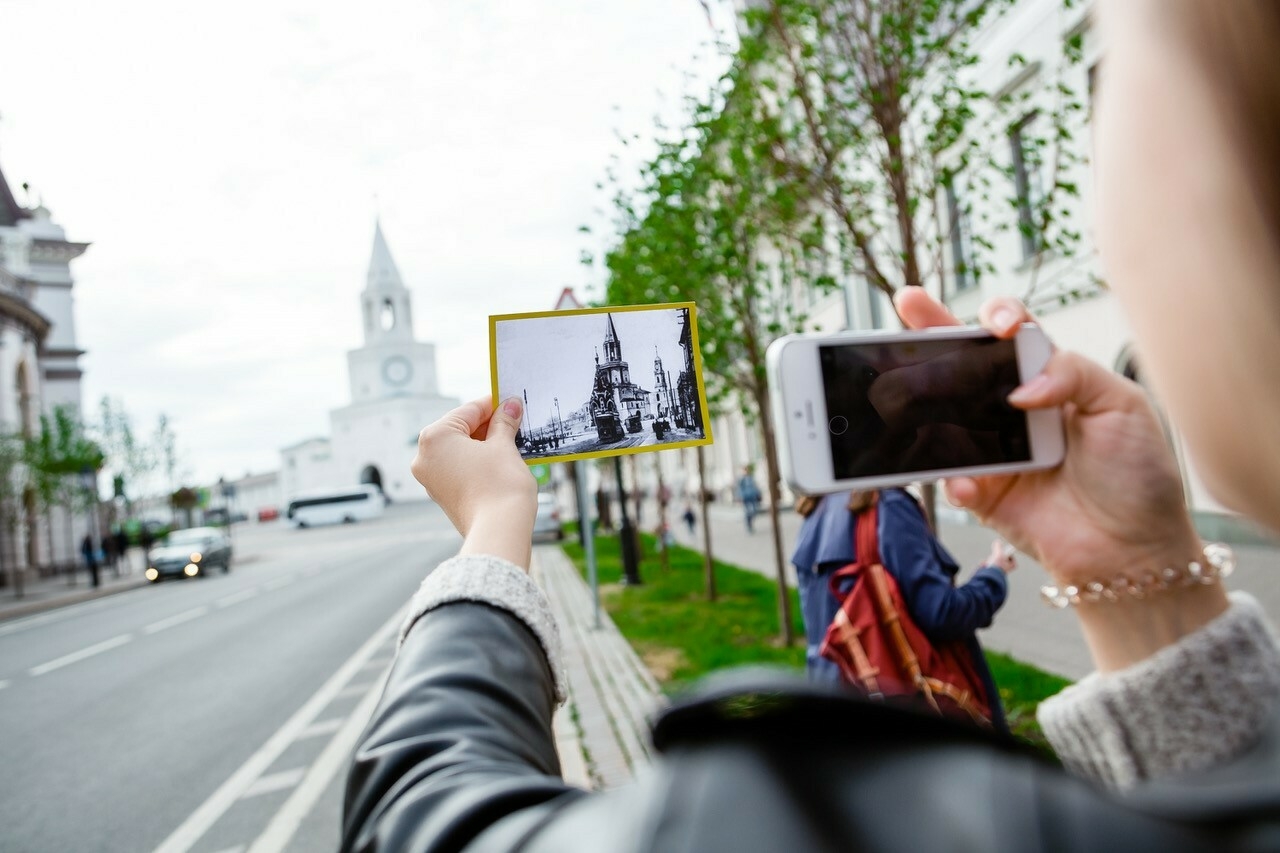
986 539 1017 574
412 397 537 569
895 289 1228 672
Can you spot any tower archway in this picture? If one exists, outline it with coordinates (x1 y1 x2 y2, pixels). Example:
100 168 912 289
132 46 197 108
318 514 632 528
360 465 383 493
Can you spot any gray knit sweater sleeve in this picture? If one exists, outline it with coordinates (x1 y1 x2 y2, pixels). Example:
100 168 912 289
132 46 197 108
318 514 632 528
1037 592 1280 789
400 554 567 706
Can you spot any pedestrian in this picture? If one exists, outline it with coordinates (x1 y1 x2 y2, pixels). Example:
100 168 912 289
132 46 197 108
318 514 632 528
80 533 100 589
737 465 761 533
342 3 1280 845
102 533 119 577
791 489 1014 730
115 528 130 574
681 502 696 535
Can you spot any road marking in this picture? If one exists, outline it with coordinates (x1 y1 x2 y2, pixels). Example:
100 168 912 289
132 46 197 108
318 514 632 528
296 718 344 740
143 606 210 635
262 577 294 591
335 682 378 699
29 634 133 676
240 768 306 799
0 679 10 691
359 657 392 672
208 845 245 853
215 589 259 608
248 671 389 853
150 607 405 853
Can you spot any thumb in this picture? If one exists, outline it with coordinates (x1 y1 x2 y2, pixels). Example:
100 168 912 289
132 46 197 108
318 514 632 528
486 396 524 443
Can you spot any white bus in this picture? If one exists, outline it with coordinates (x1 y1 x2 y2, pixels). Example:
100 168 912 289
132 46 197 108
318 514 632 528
285 485 386 528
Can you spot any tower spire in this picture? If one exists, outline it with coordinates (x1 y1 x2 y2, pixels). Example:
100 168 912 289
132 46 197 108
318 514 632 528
367 219 406 292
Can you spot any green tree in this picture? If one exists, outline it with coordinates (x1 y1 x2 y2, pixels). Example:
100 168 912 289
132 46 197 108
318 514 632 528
98 397 157 521
23 407 105 568
601 52 831 644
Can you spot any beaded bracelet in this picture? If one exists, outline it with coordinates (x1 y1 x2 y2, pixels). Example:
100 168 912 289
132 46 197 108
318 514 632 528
1040 542 1235 608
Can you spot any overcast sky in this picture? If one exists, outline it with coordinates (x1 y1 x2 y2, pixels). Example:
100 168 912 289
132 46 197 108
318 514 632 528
0 0 732 488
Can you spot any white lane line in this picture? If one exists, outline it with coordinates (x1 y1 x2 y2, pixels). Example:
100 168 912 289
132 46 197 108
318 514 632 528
215 589 259 608
239 768 307 799
295 718 344 740
335 682 377 699
0 679 10 691
143 606 210 635
150 606 406 853
359 658 392 672
262 577 294 592
208 846 245 853
248 672 389 853
29 634 133 677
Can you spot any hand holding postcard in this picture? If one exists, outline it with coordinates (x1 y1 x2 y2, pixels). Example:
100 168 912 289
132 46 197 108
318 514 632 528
490 303 713 464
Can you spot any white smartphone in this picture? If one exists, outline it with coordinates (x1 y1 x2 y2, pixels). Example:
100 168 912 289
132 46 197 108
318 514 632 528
767 325 1064 494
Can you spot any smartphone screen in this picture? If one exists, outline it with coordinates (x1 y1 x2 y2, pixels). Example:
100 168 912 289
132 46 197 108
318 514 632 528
818 336 1030 480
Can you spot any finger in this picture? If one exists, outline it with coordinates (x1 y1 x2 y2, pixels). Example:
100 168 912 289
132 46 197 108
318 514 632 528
485 396 524 444
1007 350 1144 415
443 397 495 437
894 287 961 329
977 296 1036 338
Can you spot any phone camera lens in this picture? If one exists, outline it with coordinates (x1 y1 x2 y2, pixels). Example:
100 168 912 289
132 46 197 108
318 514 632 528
829 416 849 436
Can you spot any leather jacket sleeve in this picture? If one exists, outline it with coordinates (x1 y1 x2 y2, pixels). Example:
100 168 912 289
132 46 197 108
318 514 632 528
341 602 583 853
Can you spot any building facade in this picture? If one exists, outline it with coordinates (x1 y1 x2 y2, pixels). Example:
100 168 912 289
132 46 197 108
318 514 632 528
280 222 458 503
0 160 93 580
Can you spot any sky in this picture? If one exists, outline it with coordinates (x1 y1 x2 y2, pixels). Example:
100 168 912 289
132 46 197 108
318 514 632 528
0 0 734 489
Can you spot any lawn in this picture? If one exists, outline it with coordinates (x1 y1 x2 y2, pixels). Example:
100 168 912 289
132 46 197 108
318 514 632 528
562 528 1072 751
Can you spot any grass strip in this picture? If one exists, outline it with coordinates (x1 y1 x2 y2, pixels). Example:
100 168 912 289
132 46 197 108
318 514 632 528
561 529 1070 752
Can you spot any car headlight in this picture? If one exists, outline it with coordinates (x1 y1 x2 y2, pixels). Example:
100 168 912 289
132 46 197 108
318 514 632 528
191 552 202 562
184 564 198 577
145 568 158 581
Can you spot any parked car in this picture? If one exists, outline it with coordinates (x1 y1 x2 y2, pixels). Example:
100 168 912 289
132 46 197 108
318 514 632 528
533 493 564 541
257 507 279 522
145 527 232 582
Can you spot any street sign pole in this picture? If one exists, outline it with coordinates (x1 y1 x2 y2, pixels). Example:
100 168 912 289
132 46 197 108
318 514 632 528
575 459 600 629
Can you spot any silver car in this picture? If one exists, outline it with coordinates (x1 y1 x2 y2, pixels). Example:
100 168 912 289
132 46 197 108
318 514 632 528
533 494 564 541
146 526 232 582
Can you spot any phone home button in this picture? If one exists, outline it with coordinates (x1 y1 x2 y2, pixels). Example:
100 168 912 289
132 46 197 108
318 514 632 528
829 416 849 436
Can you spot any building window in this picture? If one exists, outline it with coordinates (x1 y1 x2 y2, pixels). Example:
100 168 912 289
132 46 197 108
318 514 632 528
1009 110 1043 261
945 177 976 294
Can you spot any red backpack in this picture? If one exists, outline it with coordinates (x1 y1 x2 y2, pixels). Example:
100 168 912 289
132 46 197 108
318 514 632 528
819 497 994 727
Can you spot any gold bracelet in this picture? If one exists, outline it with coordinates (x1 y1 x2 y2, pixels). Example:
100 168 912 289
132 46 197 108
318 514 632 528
1040 543 1235 609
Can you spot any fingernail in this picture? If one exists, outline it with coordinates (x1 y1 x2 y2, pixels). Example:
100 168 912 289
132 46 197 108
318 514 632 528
1007 373 1051 404
991 307 1018 334
502 397 522 418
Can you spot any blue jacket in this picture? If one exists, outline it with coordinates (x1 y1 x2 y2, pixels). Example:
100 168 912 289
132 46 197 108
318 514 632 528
791 488 1008 730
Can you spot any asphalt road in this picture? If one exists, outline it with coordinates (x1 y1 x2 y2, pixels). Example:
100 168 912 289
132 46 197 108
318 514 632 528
0 502 461 853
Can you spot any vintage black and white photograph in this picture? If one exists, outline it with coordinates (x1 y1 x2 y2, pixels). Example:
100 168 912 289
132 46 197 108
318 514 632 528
490 303 712 464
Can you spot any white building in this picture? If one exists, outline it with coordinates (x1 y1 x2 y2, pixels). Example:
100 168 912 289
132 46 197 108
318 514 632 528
0 160 94 579
280 222 458 503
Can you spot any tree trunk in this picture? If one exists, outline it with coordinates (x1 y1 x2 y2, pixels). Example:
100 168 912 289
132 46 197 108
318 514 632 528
655 458 670 573
920 482 938 535
755 386 796 647
696 445 716 602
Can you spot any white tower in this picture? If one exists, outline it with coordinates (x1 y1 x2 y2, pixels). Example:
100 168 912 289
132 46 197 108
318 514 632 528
323 221 458 501
346 221 441 402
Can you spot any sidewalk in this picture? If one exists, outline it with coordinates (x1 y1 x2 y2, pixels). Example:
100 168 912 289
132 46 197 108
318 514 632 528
531 544 666 790
650 499 1280 681
0 555 151 623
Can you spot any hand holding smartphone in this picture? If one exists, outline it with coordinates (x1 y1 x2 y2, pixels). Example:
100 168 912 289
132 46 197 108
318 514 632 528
767 325 1064 494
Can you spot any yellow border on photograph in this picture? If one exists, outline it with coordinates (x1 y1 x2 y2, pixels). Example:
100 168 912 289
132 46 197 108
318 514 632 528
488 301 715 466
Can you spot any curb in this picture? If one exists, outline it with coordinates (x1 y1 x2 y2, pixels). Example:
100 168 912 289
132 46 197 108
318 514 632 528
0 576 151 624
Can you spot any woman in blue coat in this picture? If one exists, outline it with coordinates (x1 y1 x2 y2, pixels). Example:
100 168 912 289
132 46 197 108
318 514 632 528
792 488 1016 730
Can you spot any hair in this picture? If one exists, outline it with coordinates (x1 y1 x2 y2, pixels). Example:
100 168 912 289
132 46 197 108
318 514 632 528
795 490 877 518
1170 1 1280 243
